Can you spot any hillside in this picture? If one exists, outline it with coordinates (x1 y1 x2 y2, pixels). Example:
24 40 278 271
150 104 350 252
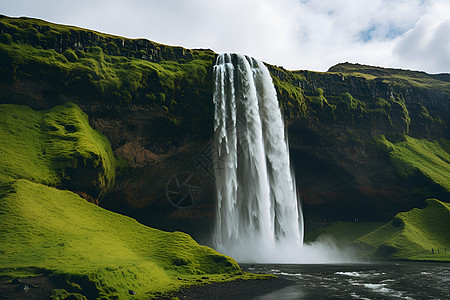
0 103 260 299
0 103 119 200
0 15 448 240
305 199 450 262
0 179 247 299
355 199 450 261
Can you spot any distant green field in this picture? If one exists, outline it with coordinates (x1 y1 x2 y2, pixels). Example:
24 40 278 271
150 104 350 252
309 199 450 262
305 222 385 247
353 199 450 262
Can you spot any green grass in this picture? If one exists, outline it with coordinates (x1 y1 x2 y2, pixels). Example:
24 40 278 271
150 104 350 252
375 135 450 196
0 102 269 298
353 199 450 261
328 62 450 94
0 179 256 299
0 103 120 198
305 222 385 247
307 199 450 262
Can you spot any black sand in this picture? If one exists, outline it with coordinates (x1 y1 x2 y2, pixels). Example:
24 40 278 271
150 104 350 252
170 277 295 300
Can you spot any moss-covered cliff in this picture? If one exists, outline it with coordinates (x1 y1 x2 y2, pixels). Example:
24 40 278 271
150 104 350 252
0 15 448 239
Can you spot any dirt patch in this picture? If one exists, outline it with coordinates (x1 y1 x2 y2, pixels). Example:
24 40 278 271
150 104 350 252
0 276 58 300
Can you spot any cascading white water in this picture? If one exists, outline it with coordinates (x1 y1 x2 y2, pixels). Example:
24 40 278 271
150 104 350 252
212 53 304 262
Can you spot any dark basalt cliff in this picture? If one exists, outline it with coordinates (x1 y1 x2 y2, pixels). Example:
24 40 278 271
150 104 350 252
1 16 448 240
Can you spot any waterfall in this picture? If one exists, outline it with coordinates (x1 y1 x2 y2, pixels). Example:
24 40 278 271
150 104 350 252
212 53 304 262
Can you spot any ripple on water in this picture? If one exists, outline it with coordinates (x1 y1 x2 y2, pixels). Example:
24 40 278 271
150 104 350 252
273 271 302 277
351 282 412 299
350 292 371 300
335 271 386 278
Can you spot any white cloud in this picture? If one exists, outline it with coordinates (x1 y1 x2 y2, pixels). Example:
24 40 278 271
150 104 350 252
393 1 450 73
1 0 449 73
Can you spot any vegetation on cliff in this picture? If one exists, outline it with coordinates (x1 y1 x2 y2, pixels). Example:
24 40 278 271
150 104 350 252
0 15 215 137
0 103 120 200
375 135 450 198
329 62 450 94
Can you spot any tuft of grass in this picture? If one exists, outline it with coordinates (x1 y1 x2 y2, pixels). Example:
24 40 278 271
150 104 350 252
0 103 119 198
353 199 450 261
0 179 252 299
375 135 450 196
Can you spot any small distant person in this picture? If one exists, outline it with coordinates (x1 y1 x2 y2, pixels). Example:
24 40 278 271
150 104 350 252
438 248 440 253
432 248 434 254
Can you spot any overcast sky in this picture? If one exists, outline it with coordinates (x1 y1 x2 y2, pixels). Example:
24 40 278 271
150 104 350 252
2 0 450 73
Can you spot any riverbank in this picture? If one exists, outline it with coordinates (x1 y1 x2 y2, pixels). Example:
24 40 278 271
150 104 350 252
169 276 295 299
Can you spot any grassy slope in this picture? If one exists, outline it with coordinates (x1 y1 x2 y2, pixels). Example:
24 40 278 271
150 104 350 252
375 135 450 196
304 222 385 248
0 104 263 299
0 103 119 197
0 179 248 299
354 199 450 261
307 199 450 262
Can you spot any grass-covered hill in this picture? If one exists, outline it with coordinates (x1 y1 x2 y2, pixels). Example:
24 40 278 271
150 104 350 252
354 199 450 261
0 103 260 299
306 199 450 262
0 179 248 299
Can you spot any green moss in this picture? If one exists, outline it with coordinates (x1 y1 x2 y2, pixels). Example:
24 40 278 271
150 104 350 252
0 179 254 299
353 199 450 261
268 65 307 120
375 135 450 196
0 103 119 198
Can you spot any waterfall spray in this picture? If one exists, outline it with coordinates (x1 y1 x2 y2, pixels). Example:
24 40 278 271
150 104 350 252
212 53 304 262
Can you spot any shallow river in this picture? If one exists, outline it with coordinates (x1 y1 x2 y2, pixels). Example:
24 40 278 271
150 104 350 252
243 262 450 299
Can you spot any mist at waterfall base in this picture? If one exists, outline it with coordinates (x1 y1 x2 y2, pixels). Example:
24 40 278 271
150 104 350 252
211 53 358 264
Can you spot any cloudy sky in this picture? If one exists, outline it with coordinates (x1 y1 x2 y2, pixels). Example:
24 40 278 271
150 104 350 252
2 0 450 73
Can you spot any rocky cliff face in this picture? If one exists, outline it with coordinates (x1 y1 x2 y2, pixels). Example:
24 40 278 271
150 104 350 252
0 16 448 239
0 15 194 62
